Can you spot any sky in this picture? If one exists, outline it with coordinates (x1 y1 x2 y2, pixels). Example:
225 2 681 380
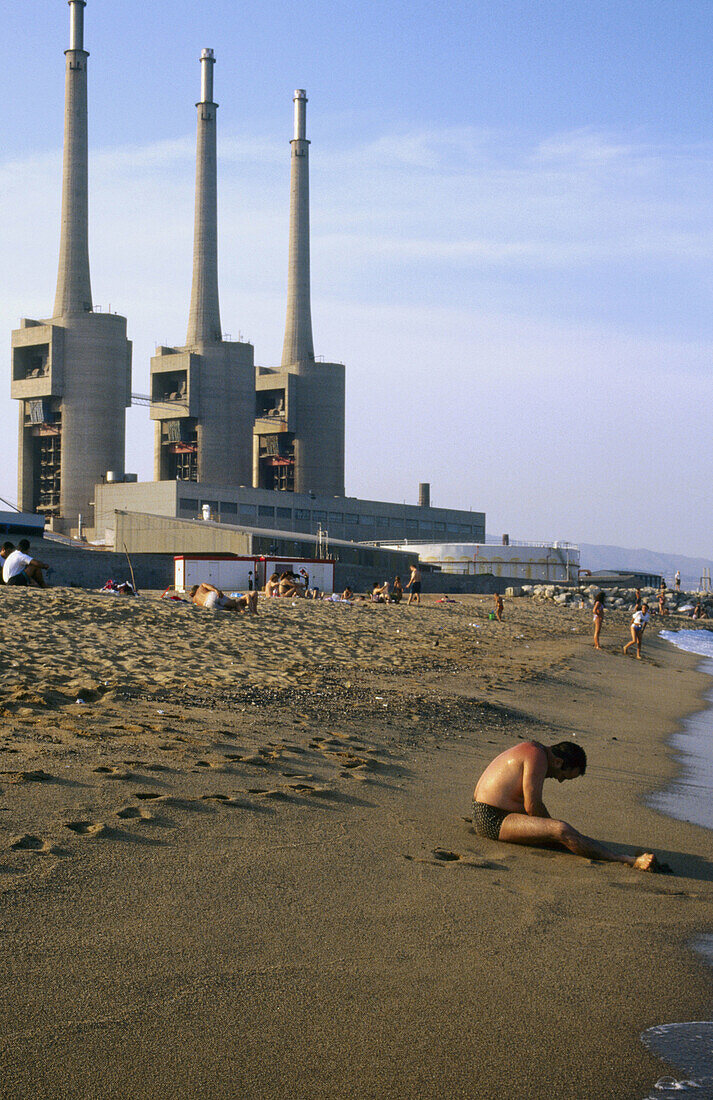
1 0 712 556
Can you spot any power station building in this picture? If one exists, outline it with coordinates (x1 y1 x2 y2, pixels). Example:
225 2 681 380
149 49 254 487
10 0 131 535
9 1 486 552
253 90 345 497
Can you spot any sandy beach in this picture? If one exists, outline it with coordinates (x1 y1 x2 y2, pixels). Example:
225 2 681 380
0 589 712 1098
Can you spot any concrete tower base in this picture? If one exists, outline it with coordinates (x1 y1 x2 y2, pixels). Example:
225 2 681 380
151 340 254 486
12 311 131 534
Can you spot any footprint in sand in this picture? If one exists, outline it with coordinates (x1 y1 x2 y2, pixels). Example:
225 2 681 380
65 821 110 837
1 769 55 785
116 805 157 822
133 791 161 801
8 834 65 854
93 766 134 781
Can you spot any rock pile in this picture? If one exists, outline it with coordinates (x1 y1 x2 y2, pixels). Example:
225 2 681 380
504 584 713 617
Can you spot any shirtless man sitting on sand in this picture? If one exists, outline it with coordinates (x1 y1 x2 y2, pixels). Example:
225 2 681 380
473 740 656 870
189 583 258 614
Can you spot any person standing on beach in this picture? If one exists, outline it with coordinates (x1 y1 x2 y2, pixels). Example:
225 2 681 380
623 603 650 659
592 592 605 650
405 565 421 605
493 593 504 621
675 570 681 591
472 740 657 870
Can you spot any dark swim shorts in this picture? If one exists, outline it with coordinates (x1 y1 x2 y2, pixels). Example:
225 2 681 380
472 800 510 841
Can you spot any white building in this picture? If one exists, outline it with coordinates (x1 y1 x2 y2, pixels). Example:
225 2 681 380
382 540 580 583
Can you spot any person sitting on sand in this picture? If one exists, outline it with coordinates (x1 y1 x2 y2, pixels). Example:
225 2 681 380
2 539 50 588
371 581 387 603
592 591 605 650
189 583 258 614
278 572 304 598
472 740 657 870
623 603 650 659
493 593 504 622
265 573 280 597
342 587 354 601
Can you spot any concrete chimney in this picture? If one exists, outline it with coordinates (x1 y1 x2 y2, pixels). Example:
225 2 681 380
53 0 92 317
419 482 431 508
281 89 314 366
186 48 221 345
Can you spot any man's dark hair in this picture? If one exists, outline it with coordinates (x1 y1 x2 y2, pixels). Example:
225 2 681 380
2 542 14 554
551 741 587 774
17 539 30 553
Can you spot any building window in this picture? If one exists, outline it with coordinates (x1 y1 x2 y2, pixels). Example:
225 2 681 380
178 498 196 512
457 524 471 535
359 515 374 525
376 515 389 528
328 512 344 524
420 521 433 533
313 511 327 521
200 500 219 511
240 504 256 517
258 505 274 517
276 507 292 519
344 514 359 524
295 508 311 521
405 519 418 531
434 522 445 532
221 501 237 514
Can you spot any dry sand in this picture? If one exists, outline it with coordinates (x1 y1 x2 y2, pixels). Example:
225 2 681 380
0 588 711 1098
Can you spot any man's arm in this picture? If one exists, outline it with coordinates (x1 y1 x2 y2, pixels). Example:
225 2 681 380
522 752 550 818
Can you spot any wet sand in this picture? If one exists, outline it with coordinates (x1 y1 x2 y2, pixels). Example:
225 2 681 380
0 590 711 1098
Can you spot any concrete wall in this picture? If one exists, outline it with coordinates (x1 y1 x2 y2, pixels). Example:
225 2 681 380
16 539 173 590
292 361 345 496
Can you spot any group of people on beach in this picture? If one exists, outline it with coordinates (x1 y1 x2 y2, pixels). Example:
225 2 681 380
592 579 706 659
371 565 421 605
0 540 50 588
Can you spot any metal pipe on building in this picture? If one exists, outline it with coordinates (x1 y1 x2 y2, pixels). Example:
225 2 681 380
281 89 314 366
54 0 92 316
186 48 221 345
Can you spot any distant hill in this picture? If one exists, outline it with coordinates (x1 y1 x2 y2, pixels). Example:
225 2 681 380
578 544 713 589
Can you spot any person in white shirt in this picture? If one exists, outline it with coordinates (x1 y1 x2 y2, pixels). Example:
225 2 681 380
2 539 50 587
623 603 650 659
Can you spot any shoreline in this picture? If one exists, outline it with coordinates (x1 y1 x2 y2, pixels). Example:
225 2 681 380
0 593 712 1098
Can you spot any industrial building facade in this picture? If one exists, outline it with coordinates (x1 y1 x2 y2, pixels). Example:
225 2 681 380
94 481 485 548
10 2 486 549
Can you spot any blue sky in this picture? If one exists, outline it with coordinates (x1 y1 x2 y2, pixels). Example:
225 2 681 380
1 1 712 555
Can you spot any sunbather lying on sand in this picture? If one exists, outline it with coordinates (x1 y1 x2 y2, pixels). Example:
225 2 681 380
473 740 659 870
189 583 258 614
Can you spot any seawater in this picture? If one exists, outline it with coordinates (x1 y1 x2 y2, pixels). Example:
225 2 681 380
642 629 713 1098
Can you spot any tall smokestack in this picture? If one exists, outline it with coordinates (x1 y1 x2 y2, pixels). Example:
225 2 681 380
186 48 222 345
53 0 92 317
281 89 314 367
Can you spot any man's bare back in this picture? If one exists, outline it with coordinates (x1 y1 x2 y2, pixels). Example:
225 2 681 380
473 740 657 871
